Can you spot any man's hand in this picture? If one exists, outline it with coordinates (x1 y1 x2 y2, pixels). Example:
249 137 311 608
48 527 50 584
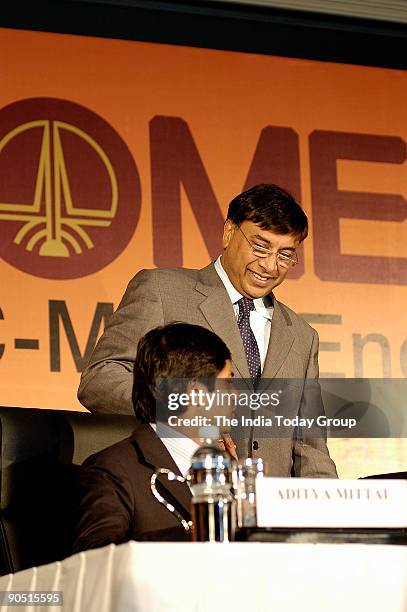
220 433 238 460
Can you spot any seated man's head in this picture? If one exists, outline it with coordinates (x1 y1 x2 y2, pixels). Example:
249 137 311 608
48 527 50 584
222 183 308 299
132 322 232 423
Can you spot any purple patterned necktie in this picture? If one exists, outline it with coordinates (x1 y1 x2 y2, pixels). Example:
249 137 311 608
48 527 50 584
237 297 261 379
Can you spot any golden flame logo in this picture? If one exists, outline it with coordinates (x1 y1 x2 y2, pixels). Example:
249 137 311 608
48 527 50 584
0 98 140 279
0 120 118 257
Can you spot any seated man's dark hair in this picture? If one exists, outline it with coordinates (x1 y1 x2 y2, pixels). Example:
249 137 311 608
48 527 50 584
132 322 231 423
227 183 308 242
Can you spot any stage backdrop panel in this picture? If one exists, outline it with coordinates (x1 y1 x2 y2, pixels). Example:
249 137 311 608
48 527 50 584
1 28 407 477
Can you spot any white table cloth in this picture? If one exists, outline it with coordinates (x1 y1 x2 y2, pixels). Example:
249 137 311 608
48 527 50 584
0 541 407 611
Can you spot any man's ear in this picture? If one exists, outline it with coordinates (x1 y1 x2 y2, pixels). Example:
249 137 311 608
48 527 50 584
222 219 235 249
186 380 209 399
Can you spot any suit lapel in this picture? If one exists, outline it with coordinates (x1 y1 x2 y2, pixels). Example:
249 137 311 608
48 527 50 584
195 265 297 380
262 299 294 379
195 265 250 379
131 424 192 518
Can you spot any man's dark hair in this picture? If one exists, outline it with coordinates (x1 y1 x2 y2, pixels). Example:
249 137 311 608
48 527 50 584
132 323 231 423
227 183 308 242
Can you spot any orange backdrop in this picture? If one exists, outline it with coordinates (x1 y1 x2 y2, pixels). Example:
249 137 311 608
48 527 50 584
1 27 407 477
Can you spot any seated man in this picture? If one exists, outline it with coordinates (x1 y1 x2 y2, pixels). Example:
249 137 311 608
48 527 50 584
73 322 233 551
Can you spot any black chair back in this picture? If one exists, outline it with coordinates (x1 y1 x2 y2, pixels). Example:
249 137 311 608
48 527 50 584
0 408 136 575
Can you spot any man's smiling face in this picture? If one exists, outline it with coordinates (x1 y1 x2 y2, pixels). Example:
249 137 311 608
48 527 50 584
220 220 300 299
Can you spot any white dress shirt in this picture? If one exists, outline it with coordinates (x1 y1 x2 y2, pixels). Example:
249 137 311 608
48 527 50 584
150 423 199 477
214 256 273 370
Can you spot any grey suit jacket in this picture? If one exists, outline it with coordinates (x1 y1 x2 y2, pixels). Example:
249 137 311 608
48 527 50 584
78 263 337 478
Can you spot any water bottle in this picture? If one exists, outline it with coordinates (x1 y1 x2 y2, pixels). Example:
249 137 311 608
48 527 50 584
189 439 235 542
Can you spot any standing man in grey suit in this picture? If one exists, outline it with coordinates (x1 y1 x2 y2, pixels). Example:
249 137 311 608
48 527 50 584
78 183 337 477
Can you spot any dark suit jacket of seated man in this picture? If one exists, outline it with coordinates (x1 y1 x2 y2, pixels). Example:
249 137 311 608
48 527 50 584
72 422 196 550
77 184 338 477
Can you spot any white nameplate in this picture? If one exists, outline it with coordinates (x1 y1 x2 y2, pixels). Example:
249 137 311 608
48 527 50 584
256 478 407 528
